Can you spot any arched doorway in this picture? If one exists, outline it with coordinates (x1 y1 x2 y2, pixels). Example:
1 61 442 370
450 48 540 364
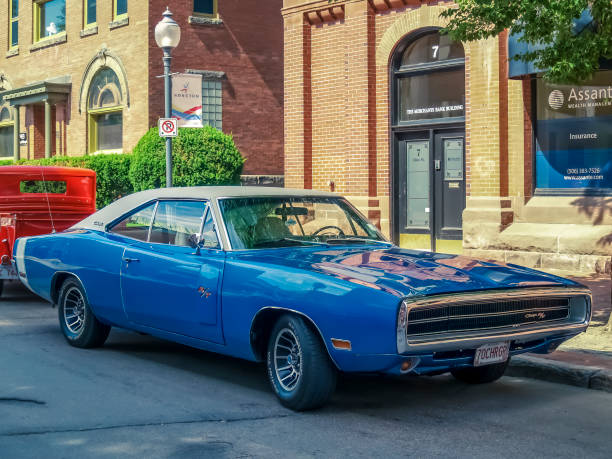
391 29 466 253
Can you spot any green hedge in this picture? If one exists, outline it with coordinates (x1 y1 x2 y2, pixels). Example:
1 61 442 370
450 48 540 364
1 154 132 209
129 126 245 191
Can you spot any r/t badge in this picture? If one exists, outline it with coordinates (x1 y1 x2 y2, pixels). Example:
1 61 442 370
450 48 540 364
198 286 212 299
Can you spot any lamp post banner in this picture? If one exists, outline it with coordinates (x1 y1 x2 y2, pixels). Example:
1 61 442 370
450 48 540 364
172 73 203 128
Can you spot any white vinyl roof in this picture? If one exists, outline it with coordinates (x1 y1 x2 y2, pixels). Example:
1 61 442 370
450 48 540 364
72 186 339 234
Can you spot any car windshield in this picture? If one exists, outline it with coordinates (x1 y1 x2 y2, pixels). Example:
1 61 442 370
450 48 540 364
219 196 388 249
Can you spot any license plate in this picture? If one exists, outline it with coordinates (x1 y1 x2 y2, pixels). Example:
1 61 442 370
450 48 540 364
474 342 510 367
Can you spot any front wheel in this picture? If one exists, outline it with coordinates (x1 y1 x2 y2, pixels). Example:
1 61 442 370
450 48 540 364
450 358 510 384
267 314 337 411
58 278 110 348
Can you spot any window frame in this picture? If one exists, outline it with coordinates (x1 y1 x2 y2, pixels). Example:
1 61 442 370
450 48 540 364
202 78 223 131
84 0 96 29
87 67 124 154
113 0 127 21
33 0 67 43
0 105 15 159
9 0 18 49
391 28 465 128
88 106 124 154
193 0 218 18
108 199 223 250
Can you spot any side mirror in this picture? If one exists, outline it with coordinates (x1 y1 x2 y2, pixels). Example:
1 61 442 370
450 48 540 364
188 233 203 254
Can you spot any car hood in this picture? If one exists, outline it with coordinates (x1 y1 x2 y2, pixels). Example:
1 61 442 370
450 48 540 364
235 246 578 298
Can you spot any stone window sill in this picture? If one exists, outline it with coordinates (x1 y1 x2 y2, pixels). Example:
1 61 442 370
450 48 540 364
80 26 98 38
188 15 223 26
30 33 67 52
185 69 226 80
109 17 129 30
6 47 19 58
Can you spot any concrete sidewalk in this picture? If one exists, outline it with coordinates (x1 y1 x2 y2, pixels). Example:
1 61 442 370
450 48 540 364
507 272 612 392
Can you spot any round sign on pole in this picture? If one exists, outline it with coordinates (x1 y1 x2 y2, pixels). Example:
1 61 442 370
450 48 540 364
158 118 178 137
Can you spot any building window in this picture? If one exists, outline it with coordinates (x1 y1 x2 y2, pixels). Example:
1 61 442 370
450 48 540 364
0 106 14 159
9 0 18 48
194 0 217 16
202 79 222 130
114 0 127 19
34 0 66 42
88 68 123 152
393 30 465 124
84 0 96 27
535 70 612 193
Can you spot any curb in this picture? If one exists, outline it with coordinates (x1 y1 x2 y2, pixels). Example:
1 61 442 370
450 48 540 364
507 355 612 393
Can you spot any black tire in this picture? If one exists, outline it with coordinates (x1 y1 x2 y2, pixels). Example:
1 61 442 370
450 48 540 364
58 278 110 348
450 358 510 384
0 279 4 298
266 314 337 411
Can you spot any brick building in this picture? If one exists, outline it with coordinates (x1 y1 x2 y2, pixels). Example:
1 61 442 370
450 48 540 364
283 0 612 273
0 0 284 179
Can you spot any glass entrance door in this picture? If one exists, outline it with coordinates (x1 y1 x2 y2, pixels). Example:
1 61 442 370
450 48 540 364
396 129 465 252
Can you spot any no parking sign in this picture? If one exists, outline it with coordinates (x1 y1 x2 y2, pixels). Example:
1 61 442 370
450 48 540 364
158 118 178 138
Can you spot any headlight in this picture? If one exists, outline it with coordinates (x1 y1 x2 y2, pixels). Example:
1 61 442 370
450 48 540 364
397 300 409 354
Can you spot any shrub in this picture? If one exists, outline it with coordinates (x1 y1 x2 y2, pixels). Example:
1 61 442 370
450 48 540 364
129 126 245 191
1 154 132 209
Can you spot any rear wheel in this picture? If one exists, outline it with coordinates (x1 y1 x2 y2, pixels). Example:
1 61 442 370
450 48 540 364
266 314 337 411
58 278 110 348
450 358 510 384
0 280 3 298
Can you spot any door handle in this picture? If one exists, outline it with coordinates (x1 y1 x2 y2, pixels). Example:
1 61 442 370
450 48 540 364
434 160 441 171
123 257 140 263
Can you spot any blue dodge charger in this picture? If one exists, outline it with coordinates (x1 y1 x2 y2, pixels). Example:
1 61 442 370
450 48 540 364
13 187 591 410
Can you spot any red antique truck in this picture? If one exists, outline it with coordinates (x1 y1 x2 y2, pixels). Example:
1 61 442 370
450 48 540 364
0 166 96 297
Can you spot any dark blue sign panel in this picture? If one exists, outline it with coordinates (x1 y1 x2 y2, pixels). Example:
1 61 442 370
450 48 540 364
536 71 612 191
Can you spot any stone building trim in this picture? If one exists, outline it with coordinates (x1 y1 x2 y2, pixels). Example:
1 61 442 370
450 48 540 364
78 48 130 114
109 17 130 30
188 16 224 26
185 69 226 80
375 5 473 67
5 47 19 58
80 27 99 38
30 33 68 52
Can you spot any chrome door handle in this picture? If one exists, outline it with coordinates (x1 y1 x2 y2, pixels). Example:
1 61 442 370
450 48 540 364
123 257 140 263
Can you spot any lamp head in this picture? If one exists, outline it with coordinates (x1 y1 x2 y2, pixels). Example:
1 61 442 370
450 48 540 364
155 7 181 50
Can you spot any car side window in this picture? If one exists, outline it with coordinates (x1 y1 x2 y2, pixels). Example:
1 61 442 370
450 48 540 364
201 208 220 249
149 201 207 247
110 202 156 241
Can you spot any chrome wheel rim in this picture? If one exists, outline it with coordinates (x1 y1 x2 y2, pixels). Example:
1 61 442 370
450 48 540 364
63 286 86 335
274 328 302 392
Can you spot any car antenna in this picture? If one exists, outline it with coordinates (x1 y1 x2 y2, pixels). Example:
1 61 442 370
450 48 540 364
40 166 57 234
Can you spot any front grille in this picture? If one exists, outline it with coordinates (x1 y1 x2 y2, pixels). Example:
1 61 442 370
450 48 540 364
407 297 570 336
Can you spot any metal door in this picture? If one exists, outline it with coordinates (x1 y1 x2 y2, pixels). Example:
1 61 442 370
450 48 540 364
396 129 465 252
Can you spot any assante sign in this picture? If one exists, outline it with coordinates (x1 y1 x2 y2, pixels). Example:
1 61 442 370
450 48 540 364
568 86 612 102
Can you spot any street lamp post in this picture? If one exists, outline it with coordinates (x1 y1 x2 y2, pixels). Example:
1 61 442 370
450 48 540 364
155 8 181 188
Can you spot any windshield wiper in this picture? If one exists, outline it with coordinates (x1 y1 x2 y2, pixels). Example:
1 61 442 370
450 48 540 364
325 237 392 246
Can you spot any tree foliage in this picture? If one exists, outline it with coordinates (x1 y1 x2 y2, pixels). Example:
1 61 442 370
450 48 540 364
441 0 612 83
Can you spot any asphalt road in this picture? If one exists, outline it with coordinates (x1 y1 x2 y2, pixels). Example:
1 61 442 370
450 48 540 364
1 281 611 459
